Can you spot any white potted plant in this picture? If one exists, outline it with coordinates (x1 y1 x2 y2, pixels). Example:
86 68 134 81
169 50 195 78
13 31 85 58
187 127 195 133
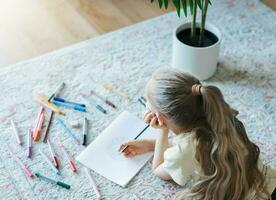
151 0 221 80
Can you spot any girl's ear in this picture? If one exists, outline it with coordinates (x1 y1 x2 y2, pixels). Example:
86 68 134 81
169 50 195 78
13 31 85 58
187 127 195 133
156 113 167 126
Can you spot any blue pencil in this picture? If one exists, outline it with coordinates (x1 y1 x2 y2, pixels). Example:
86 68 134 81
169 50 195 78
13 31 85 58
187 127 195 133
56 118 80 145
52 99 86 112
53 97 86 107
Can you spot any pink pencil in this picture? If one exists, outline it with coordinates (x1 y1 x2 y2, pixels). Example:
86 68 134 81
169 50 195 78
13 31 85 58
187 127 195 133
11 152 33 177
33 107 44 136
60 144 77 173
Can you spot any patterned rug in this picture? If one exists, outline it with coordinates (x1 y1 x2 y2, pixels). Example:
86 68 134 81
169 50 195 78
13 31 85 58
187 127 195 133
0 0 275 199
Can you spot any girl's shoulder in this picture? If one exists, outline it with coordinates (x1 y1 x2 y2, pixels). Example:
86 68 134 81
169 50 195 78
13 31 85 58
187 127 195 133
257 159 276 194
166 131 197 161
163 132 200 186
171 131 196 148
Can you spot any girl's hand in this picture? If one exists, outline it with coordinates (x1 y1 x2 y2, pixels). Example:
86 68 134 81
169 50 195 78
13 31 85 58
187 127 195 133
118 140 155 158
144 110 168 130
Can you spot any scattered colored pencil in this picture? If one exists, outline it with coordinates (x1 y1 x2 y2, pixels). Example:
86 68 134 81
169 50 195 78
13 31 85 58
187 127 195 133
47 139 59 168
27 129 32 158
60 144 77 173
53 97 86 108
82 117 88 146
35 172 70 190
34 93 65 115
43 111 54 143
81 95 107 114
56 118 80 145
85 168 101 199
52 99 86 112
48 82 65 101
102 83 132 101
90 90 116 108
10 119 22 145
39 149 59 175
43 82 66 142
33 106 45 141
11 152 33 178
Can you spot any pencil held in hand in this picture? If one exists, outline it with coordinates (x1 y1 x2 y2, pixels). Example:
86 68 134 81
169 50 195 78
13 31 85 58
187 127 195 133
118 139 155 158
120 124 150 154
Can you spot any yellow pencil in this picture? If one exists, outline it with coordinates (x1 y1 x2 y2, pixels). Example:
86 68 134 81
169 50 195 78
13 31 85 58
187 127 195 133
102 83 132 102
34 93 65 115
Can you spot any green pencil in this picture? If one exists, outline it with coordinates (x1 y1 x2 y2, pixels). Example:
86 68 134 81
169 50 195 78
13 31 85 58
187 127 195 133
35 172 70 189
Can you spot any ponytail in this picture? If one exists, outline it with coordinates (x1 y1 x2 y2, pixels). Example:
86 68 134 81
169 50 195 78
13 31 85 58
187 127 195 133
187 84 269 200
201 85 235 135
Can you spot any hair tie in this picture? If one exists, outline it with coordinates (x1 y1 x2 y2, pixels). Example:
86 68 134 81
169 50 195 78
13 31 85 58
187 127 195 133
191 84 202 96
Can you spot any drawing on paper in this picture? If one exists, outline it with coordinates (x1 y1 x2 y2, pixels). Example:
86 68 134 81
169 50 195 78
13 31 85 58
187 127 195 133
106 136 130 162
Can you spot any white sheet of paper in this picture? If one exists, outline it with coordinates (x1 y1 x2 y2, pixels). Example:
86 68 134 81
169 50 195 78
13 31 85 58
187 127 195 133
76 111 156 187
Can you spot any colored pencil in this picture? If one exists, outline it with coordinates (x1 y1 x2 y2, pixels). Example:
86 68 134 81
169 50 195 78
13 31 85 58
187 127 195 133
47 139 59 168
60 144 77 173
11 152 33 177
43 111 54 143
33 107 45 141
27 129 32 158
120 124 150 153
34 93 65 115
48 82 65 101
102 83 132 101
85 168 101 199
35 172 70 189
82 117 88 146
39 149 59 175
81 95 107 114
56 118 80 145
10 120 22 145
90 90 116 108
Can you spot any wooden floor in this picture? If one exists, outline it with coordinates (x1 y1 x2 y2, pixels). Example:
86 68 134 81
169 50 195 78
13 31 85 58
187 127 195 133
0 0 175 67
0 0 274 68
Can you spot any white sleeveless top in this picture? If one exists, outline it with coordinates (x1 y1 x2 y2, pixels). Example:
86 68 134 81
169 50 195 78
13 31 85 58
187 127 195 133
163 132 276 196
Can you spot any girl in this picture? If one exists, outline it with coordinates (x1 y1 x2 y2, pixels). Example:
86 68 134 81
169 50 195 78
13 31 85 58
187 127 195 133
119 68 276 200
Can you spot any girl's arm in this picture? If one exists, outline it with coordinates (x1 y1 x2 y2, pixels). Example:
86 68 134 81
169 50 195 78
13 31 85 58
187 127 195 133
152 128 169 169
118 139 155 157
152 128 172 180
143 110 172 180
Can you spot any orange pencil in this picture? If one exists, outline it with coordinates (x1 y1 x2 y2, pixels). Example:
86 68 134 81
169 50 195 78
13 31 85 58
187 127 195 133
33 107 45 141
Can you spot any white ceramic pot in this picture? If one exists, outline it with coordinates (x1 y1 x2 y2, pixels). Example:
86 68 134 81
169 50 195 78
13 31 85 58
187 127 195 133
172 22 221 80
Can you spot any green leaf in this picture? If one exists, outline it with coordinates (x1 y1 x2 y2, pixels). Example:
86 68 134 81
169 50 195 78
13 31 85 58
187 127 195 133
181 0 187 17
158 0 163 8
189 0 194 15
173 0 181 17
197 0 202 9
164 0 169 9
208 0 212 5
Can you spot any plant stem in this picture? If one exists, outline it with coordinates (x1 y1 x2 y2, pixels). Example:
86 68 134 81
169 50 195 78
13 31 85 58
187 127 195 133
191 0 197 45
199 0 208 46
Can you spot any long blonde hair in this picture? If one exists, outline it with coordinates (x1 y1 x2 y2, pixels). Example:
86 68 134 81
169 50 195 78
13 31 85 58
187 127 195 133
145 68 270 200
